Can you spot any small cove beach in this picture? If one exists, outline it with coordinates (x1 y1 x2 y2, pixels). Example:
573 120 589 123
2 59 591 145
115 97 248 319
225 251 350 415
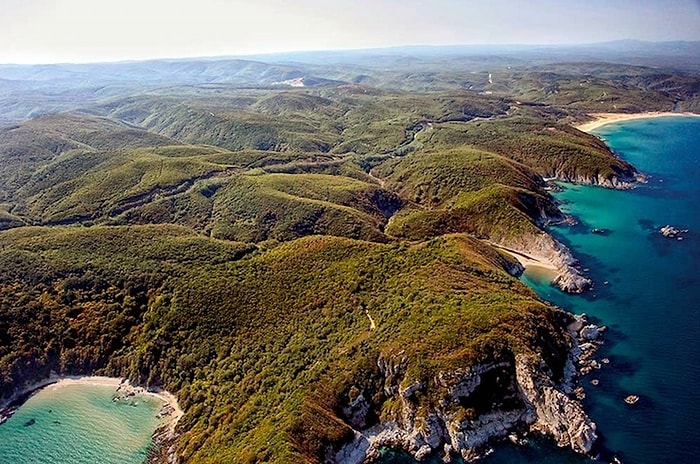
0 376 182 464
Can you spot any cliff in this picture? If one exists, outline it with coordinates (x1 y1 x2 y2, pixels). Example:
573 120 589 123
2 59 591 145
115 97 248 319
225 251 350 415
333 320 598 463
497 230 592 294
545 170 643 190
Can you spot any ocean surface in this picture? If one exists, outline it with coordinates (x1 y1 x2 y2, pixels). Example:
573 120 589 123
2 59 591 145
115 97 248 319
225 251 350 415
0 382 164 464
1 117 698 464
380 116 700 464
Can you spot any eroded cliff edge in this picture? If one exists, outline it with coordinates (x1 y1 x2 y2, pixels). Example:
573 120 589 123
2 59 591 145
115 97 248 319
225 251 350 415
332 315 599 463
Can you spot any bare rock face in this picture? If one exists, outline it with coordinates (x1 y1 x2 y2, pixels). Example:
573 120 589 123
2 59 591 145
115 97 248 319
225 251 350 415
546 170 641 190
334 348 597 463
553 268 593 294
500 232 593 294
515 355 597 454
579 325 600 341
343 391 373 429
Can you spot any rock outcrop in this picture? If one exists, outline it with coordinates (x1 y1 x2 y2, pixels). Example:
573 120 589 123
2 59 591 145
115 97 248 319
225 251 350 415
659 225 688 239
333 335 597 463
544 169 642 190
515 357 597 454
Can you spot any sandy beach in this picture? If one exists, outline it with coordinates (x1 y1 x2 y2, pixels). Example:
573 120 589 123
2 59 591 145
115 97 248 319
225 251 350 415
491 243 559 279
575 111 700 132
45 376 122 389
508 253 559 281
1 376 183 433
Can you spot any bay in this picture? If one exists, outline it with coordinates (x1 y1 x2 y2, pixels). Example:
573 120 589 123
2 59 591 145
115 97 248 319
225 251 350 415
0 381 164 464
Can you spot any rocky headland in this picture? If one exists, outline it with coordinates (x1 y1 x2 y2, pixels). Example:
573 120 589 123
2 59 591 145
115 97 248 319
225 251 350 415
333 314 603 463
494 230 593 294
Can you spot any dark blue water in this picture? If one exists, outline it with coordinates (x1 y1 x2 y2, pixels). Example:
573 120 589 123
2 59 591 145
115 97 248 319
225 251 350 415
379 116 700 464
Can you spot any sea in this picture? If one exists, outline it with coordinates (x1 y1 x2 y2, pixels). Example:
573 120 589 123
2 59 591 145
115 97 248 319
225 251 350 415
1 116 699 464
379 116 700 464
0 382 163 464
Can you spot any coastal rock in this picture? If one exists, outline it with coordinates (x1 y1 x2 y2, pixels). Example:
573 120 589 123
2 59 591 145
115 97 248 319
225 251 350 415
567 314 586 334
499 231 592 294
545 169 642 190
553 268 592 294
580 325 600 341
659 225 688 238
515 356 597 454
334 345 597 463
343 390 372 429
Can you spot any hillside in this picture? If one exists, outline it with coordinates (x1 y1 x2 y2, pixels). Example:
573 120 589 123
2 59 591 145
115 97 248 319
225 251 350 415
0 89 630 296
1 46 693 463
0 226 589 463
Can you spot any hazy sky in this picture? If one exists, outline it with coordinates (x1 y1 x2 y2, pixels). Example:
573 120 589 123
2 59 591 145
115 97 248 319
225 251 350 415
1 0 699 64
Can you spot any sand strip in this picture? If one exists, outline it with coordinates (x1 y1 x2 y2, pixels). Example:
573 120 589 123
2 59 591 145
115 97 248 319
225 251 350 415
491 243 559 279
575 112 700 133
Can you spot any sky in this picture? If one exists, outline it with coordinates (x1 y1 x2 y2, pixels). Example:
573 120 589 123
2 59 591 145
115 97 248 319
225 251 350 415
1 0 699 64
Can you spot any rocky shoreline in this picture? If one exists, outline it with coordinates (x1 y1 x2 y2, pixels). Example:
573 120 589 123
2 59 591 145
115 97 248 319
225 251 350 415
111 379 182 464
495 230 593 294
498 168 646 295
332 313 604 463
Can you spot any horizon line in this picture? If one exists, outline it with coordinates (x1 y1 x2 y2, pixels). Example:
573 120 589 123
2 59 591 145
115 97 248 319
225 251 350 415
1 39 698 67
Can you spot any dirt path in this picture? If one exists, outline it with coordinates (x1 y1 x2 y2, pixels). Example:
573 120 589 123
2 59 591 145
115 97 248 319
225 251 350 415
365 309 377 330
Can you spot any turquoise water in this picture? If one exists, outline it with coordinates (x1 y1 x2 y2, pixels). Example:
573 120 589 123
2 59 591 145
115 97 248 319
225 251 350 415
0 382 164 464
519 116 700 464
380 116 700 464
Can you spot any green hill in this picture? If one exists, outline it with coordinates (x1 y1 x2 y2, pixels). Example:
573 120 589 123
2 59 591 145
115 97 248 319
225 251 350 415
205 173 402 243
0 225 569 463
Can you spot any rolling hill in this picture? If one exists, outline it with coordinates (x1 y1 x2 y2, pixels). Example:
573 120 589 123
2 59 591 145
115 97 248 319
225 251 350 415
1 44 694 463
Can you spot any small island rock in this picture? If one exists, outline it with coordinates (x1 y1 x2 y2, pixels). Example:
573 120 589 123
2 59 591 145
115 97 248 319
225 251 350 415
659 225 688 238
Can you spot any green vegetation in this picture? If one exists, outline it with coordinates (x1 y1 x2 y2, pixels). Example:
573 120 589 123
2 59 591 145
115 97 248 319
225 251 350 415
206 173 401 242
1 48 694 463
0 226 566 463
373 147 543 205
386 185 556 242
422 117 637 182
17 147 227 223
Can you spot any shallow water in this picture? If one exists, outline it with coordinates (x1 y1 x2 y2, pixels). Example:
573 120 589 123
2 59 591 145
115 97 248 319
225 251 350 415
0 382 164 464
